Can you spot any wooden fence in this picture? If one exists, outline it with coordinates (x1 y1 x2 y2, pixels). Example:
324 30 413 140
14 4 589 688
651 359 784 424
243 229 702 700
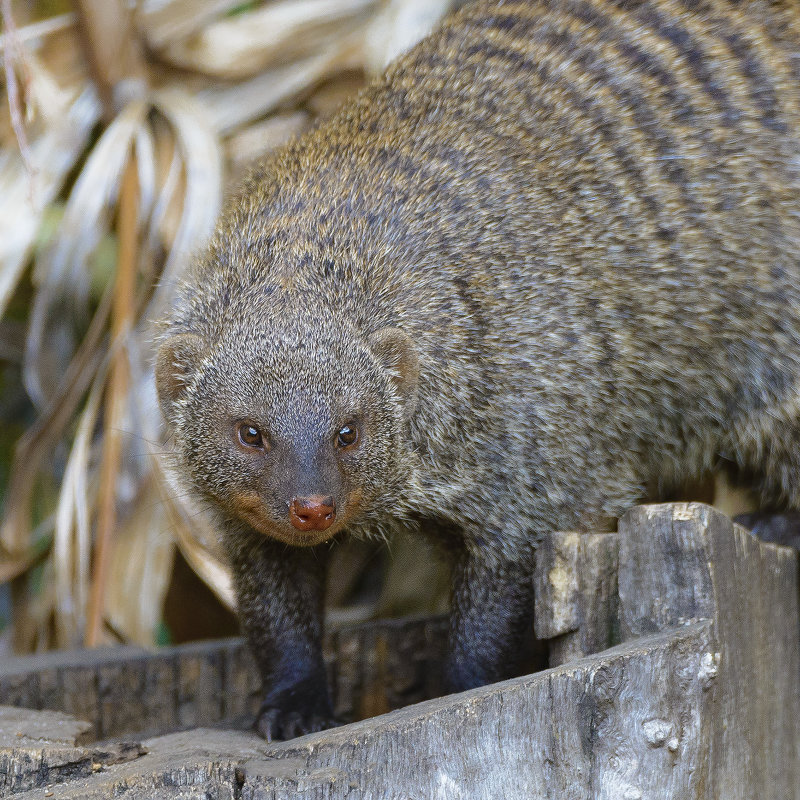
0 503 798 798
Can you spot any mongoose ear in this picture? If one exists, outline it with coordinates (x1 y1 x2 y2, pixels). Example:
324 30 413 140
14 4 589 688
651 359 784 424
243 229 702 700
367 327 419 417
155 334 204 423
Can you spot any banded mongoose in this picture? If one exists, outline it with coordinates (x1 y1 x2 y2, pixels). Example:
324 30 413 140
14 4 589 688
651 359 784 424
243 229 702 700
156 0 800 740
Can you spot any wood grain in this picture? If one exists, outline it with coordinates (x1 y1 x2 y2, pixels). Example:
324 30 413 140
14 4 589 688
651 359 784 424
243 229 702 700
1 503 798 798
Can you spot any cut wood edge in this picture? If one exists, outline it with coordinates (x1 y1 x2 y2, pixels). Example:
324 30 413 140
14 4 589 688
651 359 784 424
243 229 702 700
4 624 715 800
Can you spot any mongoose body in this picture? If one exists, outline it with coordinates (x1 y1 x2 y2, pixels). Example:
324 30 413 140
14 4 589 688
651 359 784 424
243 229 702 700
157 0 800 739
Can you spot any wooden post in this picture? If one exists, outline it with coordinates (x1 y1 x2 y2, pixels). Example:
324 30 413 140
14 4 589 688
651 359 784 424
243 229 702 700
619 503 800 799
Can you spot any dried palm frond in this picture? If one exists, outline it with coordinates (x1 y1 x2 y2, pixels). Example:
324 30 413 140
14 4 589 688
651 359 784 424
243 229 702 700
0 78 99 320
197 32 365 135
52 364 104 648
105 478 175 647
0 0 459 654
160 479 236 612
136 0 247 50
150 0 378 79
225 110 310 182
146 88 224 317
23 96 150 409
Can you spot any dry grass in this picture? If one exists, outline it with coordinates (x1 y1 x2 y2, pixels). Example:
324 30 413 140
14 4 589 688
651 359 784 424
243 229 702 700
0 0 459 653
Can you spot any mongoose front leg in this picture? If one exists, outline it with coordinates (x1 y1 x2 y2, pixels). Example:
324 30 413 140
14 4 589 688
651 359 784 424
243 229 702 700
445 542 536 693
225 527 335 740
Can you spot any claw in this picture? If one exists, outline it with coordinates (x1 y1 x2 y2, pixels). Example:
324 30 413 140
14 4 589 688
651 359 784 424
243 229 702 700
255 705 339 741
255 707 282 742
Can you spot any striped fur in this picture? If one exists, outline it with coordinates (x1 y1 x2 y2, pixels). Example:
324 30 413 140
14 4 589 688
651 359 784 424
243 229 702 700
157 0 800 733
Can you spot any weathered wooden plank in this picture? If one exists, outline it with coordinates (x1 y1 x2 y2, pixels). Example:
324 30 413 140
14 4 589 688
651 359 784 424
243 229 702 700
0 707 93 797
4 724 254 800
247 626 712 800
175 646 225 731
534 532 619 666
619 503 800 800
0 673 38 711
0 644 149 717
534 532 582 639
619 505 717 637
2 503 798 798
0 617 448 740
221 639 261 726
0 707 92 747
57 664 99 731
96 660 146 740
141 652 179 737
4 624 714 800
0 706 149 798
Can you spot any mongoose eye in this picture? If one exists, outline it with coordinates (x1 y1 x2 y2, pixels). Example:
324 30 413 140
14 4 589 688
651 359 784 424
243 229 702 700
336 424 359 449
237 423 265 450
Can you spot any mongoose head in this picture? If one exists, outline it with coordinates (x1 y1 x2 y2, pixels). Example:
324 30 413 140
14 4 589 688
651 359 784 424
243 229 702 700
156 313 419 547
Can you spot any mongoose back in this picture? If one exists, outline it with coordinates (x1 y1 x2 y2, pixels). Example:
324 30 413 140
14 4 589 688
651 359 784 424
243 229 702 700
156 0 800 739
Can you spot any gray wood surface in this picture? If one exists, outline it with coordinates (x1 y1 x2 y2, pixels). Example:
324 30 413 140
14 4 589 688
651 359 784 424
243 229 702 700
619 503 800 799
0 707 147 797
0 616 448 740
1 502 798 798
2 624 714 800
534 531 619 665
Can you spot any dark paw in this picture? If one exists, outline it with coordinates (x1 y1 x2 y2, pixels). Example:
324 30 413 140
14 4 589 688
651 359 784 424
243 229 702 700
254 674 338 741
255 705 339 741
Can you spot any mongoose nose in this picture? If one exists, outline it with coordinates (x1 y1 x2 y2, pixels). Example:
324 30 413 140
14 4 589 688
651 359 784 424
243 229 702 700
289 495 336 531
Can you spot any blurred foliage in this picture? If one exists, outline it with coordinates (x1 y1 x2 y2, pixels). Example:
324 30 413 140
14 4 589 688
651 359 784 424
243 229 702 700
0 0 457 656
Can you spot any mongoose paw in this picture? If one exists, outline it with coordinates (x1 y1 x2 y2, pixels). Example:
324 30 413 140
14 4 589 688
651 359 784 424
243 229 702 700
254 674 338 741
255 704 339 741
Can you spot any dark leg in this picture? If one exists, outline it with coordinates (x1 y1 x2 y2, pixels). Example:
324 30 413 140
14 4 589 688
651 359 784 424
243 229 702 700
734 511 800 550
445 542 537 693
224 526 335 740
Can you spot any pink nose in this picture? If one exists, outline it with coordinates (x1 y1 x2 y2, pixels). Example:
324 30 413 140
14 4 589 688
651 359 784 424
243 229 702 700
289 495 336 531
